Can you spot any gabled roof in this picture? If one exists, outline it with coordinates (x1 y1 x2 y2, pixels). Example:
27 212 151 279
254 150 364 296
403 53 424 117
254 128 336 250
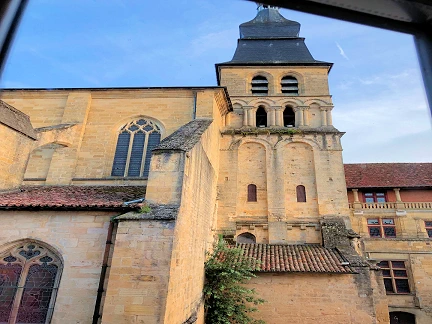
238 243 355 274
0 186 146 210
154 119 213 153
344 163 432 188
0 100 36 139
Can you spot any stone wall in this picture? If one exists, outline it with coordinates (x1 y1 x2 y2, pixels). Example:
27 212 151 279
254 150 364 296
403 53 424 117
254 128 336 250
217 132 349 244
248 271 389 324
0 210 114 324
0 124 34 189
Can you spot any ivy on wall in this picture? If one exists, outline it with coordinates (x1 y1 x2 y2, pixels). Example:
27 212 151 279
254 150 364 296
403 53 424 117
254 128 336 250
204 238 266 324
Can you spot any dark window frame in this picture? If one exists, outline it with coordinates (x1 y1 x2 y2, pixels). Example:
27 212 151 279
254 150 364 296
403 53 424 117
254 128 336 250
425 220 432 238
247 184 257 202
363 192 387 203
367 218 396 238
255 106 268 127
378 260 410 294
283 106 295 127
296 185 306 202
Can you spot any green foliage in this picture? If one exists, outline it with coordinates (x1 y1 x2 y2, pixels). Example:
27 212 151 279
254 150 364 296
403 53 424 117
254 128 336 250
204 238 266 324
139 204 151 213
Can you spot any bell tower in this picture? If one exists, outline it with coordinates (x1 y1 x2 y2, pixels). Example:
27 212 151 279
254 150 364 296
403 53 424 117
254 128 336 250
216 6 350 244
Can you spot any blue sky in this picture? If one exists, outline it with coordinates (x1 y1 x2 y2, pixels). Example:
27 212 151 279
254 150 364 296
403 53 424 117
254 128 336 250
1 0 431 163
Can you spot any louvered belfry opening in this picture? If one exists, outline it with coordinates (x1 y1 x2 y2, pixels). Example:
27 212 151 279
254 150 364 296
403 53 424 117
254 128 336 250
0 242 62 324
111 119 161 178
256 106 267 127
281 76 298 95
283 106 295 127
251 75 268 95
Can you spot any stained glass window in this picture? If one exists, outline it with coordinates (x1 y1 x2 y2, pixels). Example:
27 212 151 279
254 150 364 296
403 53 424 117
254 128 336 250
0 242 62 324
111 119 161 178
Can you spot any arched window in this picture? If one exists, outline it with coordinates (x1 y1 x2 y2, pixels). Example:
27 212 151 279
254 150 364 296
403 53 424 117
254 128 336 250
281 76 299 95
247 184 257 202
0 242 62 324
296 185 306 202
237 233 256 244
256 106 267 127
111 118 161 178
283 106 295 127
251 76 268 95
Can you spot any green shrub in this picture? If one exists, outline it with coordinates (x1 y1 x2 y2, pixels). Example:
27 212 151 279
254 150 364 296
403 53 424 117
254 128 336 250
204 238 265 324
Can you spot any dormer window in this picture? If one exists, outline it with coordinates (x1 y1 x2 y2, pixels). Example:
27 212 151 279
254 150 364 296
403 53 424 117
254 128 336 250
281 76 298 95
251 76 268 95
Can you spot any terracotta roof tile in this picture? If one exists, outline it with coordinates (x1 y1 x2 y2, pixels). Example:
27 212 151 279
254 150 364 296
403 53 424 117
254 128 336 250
344 163 432 188
0 186 146 210
238 243 355 274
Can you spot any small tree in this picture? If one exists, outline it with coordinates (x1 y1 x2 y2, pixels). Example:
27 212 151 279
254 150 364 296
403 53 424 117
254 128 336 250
204 237 265 324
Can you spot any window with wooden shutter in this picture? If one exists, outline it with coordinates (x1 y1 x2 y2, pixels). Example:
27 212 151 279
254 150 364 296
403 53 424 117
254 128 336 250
111 119 161 178
247 184 257 202
296 185 306 202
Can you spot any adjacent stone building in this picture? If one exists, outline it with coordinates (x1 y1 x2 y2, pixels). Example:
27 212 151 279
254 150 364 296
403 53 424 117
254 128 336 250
0 5 431 324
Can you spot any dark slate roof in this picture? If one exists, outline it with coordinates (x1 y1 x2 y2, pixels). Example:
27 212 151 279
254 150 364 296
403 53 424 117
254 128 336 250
0 186 146 210
154 119 213 153
216 7 331 79
227 39 320 64
238 243 355 273
0 100 37 139
344 163 432 188
240 7 300 38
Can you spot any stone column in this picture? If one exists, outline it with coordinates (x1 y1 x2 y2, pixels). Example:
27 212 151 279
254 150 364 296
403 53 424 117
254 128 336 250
268 108 276 126
326 107 333 126
294 107 303 127
243 106 254 126
274 106 283 126
250 108 256 127
301 106 310 126
242 107 248 126
394 188 405 209
320 107 328 126
352 189 363 209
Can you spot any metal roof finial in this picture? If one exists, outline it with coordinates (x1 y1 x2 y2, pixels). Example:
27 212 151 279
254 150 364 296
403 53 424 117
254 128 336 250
256 3 279 11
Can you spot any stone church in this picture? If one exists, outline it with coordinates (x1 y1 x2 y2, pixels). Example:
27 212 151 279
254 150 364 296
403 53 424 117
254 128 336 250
0 5 431 324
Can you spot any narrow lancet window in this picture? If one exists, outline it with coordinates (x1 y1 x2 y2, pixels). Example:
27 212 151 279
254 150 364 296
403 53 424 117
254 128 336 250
247 184 257 202
281 76 299 95
251 76 268 95
256 106 267 127
296 185 306 202
111 119 161 178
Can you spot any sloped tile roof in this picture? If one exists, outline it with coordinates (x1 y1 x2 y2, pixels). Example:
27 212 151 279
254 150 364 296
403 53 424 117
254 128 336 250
0 100 37 139
0 186 146 210
344 163 432 188
238 243 355 273
154 119 212 152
